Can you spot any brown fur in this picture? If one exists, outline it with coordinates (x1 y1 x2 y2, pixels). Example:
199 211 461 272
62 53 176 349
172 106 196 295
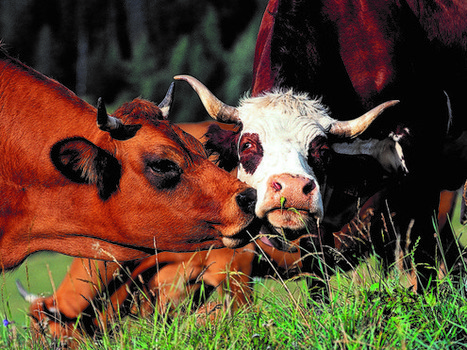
0 53 255 270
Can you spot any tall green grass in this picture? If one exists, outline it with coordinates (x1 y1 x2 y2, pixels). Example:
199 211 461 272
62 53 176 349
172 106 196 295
2 201 467 349
2 252 467 349
9 267 467 348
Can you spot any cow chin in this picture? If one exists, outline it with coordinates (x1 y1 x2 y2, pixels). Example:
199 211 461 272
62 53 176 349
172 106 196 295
222 236 247 249
259 219 318 251
266 209 314 232
221 216 263 249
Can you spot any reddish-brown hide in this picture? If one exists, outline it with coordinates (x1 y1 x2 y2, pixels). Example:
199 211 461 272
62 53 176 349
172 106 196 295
22 239 302 344
0 51 256 270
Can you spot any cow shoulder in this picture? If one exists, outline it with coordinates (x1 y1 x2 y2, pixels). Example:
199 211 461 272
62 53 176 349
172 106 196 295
50 137 121 200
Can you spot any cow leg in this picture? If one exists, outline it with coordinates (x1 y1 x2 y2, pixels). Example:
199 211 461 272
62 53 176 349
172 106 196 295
299 231 334 301
388 146 442 291
438 190 464 281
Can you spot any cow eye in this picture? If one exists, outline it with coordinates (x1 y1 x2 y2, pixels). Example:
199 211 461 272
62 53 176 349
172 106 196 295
149 159 178 174
146 159 182 189
240 142 252 153
308 136 330 161
238 133 263 175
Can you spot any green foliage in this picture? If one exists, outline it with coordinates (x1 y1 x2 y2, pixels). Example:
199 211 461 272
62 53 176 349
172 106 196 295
0 0 269 122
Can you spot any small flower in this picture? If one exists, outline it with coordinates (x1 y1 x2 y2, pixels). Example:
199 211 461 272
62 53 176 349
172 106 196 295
3 318 10 327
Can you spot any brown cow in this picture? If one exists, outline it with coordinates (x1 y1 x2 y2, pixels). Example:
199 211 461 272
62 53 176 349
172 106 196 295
17 239 302 347
0 49 257 270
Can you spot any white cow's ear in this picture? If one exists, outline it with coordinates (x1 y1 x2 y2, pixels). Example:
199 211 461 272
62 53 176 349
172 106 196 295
50 137 121 200
204 124 240 171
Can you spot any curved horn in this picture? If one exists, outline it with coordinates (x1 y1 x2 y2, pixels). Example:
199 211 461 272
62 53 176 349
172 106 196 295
96 97 122 131
174 75 240 124
158 82 175 120
96 97 141 140
16 279 39 304
329 100 400 138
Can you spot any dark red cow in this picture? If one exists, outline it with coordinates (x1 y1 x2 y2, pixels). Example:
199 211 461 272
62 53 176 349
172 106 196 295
249 0 467 288
0 49 257 270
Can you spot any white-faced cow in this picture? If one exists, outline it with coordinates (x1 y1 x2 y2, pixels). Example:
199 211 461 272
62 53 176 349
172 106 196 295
0 50 257 270
174 75 400 258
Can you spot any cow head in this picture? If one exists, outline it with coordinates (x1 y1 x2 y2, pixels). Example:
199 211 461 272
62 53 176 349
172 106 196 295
50 84 257 255
175 75 398 243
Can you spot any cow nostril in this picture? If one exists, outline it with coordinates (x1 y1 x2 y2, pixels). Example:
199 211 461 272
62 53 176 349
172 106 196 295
272 181 282 191
303 179 316 195
236 188 257 215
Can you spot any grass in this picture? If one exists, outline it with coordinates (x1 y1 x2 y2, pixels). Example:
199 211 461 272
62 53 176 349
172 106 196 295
2 254 467 349
0 264 467 349
2 199 467 349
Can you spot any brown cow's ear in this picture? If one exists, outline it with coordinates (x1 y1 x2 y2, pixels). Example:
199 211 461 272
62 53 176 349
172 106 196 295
50 137 121 200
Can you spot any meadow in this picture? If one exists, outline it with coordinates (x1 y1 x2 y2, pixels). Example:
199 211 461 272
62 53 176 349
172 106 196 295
1 200 467 349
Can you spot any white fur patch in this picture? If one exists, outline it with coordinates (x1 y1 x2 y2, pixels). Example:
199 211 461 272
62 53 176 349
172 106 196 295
235 89 334 220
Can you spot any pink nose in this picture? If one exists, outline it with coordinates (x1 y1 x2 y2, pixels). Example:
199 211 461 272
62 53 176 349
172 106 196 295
269 174 316 205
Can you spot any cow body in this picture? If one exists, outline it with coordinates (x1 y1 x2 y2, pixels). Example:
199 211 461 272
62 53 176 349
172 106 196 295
19 240 302 346
250 0 467 287
0 51 256 270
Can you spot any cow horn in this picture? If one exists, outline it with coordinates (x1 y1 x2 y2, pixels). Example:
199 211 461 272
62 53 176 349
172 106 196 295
97 97 122 131
96 98 142 140
158 82 175 119
329 100 400 138
16 279 39 304
174 75 240 124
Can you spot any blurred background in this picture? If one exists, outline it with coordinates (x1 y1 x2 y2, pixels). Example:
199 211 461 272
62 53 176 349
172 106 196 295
0 0 268 120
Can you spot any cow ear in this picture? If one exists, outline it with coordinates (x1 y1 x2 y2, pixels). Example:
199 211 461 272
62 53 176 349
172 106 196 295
204 124 240 171
50 137 121 200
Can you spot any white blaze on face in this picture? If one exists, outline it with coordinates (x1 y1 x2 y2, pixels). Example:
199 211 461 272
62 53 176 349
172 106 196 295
234 91 336 229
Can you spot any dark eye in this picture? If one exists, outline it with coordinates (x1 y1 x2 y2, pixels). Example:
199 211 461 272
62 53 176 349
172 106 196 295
149 159 179 174
240 142 252 153
307 136 331 184
146 159 182 189
308 136 330 161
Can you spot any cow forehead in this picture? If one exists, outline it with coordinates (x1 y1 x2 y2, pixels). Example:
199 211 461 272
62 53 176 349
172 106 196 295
126 121 208 165
237 90 335 151
239 111 330 153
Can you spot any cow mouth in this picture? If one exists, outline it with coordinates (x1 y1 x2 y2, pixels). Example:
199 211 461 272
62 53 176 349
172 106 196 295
221 216 263 249
265 207 315 231
259 234 298 252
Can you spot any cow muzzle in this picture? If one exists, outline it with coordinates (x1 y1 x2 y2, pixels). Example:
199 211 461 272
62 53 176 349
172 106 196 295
259 174 322 233
220 187 258 249
235 187 257 215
